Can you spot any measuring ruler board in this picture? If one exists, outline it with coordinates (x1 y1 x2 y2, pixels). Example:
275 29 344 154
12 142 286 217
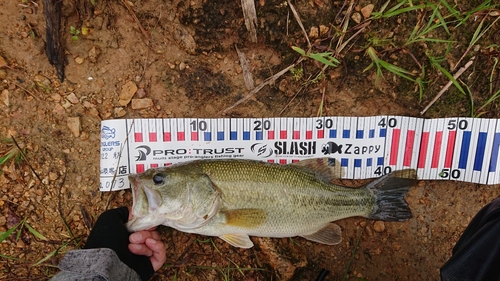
100 116 500 191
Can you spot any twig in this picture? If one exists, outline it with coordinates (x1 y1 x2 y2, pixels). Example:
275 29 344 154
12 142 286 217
287 0 311 51
279 86 305 115
221 57 304 114
13 82 39 101
121 0 150 39
241 0 258 42
420 57 475 115
10 136 42 182
235 45 255 90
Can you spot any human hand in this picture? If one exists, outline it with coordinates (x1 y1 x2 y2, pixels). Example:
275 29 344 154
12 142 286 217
84 207 155 280
129 230 167 271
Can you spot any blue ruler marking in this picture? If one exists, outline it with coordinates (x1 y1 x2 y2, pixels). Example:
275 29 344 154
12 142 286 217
256 131 263 140
204 132 211 141
458 131 472 169
243 131 250 140
329 129 337 138
489 132 500 172
473 132 487 171
343 129 350 138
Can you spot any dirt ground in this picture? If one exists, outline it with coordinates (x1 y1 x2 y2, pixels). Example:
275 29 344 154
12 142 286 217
1 0 499 280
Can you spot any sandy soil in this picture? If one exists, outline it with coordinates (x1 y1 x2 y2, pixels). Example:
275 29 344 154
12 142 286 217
0 0 499 280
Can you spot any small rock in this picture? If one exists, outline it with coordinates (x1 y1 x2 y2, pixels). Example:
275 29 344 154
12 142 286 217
80 131 89 141
373 221 386 233
51 93 62 102
319 25 329 36
49 172 59 181
67 117 81 137
179 62 186 71
135 88 147 98
361 4 374 18
34 74 51 88
131 98 153 109
0 89 9 106
52 103 66 115
351 12 362 23
119 81 138 106
66 92 79 104
308 26 319 39
88 46 100 63
0 69 7 79
364 225 373 237
0 55 7 68
62 100 72 109
88 107 100 117
75 57 85 64
114 107 126 117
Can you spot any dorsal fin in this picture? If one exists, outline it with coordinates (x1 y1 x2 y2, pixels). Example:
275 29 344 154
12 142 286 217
290 158 344 181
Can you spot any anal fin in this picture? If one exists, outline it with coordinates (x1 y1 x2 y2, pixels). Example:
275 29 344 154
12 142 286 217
219 234 254 248
300 223 342 245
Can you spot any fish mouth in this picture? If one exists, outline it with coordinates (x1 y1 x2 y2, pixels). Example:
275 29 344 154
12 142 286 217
128 174 148 219
126 173 164 232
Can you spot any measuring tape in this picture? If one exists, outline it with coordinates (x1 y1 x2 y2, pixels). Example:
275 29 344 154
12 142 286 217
99 116 500 191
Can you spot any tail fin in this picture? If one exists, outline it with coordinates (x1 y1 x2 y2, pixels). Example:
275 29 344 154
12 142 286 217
367 169 417 221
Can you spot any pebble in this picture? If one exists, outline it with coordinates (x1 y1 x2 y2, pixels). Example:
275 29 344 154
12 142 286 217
135 88 147 98
114 107 126 117
308 26 319 39
365 225 373 237
361 4 374 18
75 57 85 64
88 46 100 63
67 117 81 137
351 12 362 23
49 172 59 181
0 55 7 68
34 74 51 88
52 103 66 115
119 81 137 106
373 221 386 232
131 98 153 109
1 89 9 106
66 93 79 104
51 93 62 102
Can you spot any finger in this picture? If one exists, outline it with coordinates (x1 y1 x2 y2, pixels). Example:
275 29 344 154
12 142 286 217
129 230 160 244
145 238 167 271
128 243 153 257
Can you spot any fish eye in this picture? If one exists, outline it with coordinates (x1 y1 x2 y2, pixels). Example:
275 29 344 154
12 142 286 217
152 173 165 185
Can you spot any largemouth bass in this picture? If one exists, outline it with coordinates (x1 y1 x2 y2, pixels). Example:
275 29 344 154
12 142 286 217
126 158 417 248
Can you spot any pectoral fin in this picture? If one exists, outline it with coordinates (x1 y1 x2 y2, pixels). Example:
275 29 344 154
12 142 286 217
222 209 267 228
219 234 254 248
300 223 342 245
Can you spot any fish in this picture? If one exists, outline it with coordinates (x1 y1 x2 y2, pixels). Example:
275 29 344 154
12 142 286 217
126 158 417 248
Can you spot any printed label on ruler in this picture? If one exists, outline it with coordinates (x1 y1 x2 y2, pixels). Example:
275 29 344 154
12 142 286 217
100 116 500 191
